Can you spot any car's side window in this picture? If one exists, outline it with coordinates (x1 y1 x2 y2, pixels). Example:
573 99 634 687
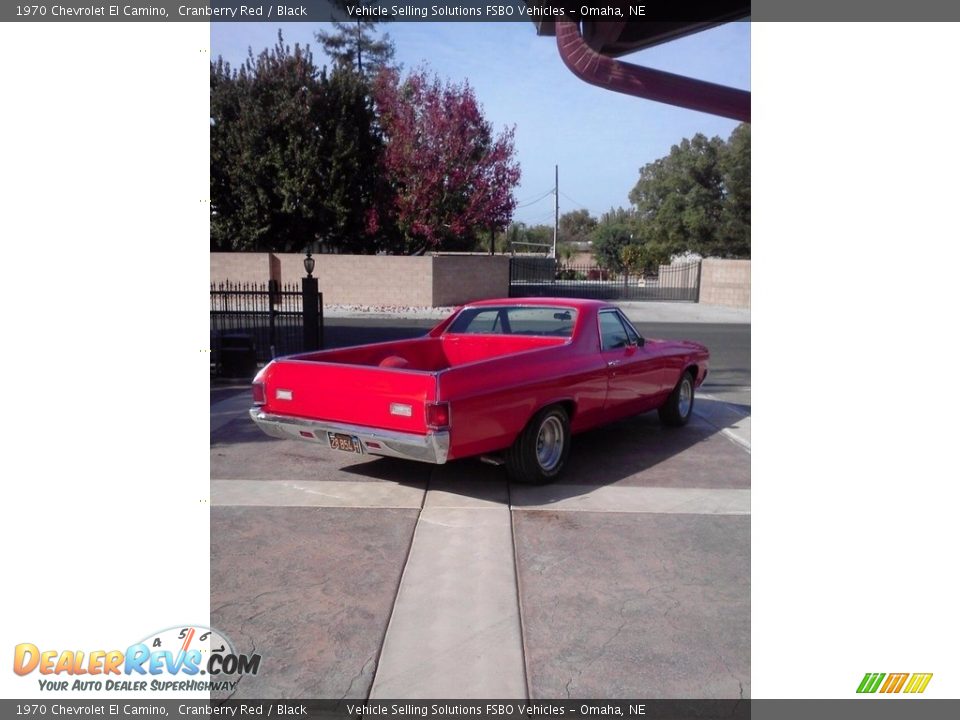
455 309 502 334
618 312 642 346
599 311 630 350
447 306 577 337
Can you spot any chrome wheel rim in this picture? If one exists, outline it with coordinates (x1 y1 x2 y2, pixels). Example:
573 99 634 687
678 378 692 418
536 416 564 471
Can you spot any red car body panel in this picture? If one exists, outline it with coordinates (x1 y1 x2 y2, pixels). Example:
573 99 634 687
250 298 709 463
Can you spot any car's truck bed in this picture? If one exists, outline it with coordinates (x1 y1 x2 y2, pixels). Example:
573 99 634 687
249 334 570 461
296 334 567 373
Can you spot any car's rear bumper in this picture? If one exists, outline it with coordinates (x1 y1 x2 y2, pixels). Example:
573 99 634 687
249 408 450 464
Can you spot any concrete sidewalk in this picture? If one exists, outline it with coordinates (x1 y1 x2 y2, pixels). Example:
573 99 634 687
324 301 749 324
617 301 749 325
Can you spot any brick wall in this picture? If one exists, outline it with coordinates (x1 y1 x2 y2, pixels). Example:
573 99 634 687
433 255 510 306
698 258 751 308
209 253 276 286
210 253 510 306
319 255 434 306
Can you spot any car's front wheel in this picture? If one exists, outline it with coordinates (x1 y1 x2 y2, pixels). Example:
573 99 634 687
658 370 695 427
505 405 571 484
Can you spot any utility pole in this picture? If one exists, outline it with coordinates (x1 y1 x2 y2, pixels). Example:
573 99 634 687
552 164 559 258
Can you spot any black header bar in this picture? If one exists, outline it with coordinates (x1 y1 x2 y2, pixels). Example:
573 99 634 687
6 1 960 22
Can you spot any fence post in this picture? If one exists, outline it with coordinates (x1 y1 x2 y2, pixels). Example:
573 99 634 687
318 291 324 350
268 279 278 358
302 276 321 352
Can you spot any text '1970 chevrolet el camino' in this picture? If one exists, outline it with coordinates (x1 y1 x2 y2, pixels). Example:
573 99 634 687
250 298 709 484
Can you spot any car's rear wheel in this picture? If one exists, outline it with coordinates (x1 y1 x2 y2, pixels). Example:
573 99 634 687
505 405 571 484
658 370 695 427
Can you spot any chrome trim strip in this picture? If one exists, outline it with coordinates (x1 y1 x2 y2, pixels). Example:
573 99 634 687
249 408 450 464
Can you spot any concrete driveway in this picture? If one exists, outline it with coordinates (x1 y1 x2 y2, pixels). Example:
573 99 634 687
210 388 750 700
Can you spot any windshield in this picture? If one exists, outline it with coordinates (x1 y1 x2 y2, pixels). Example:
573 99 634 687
447 306 577 338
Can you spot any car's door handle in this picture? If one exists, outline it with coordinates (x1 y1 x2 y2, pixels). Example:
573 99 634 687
607 360 622 368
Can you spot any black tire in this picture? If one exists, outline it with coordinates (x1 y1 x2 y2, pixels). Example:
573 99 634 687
505 405 571 484
658 370 696 427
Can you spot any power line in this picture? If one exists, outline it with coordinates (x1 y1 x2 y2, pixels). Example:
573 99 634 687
559 190 591 211
514 188 555 209
527 210 557 225
514 186 554 204
511 208 555 227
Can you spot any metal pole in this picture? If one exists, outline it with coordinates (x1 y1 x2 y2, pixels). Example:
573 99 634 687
694 260 703 304
555 20 750 123
268 279 278 359
302 276 320 352
552 164 559 259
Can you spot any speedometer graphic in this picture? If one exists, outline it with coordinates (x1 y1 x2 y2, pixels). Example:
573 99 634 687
136 625 236 675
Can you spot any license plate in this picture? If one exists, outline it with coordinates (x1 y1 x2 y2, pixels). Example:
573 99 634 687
327 432 362 454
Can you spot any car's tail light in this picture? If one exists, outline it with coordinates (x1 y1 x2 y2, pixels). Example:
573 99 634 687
252 382 266 406
252 364 270 406
426 402 450 429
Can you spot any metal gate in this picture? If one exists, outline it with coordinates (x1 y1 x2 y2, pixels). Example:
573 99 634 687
509 258 701 302
210 280 321 376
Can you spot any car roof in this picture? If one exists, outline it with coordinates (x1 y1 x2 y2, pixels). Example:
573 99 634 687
463 297 611 310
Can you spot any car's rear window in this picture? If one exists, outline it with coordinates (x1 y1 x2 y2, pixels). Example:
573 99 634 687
447 306 577 337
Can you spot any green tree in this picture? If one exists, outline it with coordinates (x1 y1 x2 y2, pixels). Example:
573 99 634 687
559 209 597 245
718 123 750 258
210 56 248 251
495 222 524 253
494 222 555 254
319 66 398 253
591 211 635 272
524 224 554 249
315 20 396 77
210 35 329 252
210 33 390 253
620 243 670 276
629 133 725 258
628 125 750 259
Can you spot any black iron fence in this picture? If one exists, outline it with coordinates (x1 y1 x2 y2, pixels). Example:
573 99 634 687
509 258 701 302
210 280 322 377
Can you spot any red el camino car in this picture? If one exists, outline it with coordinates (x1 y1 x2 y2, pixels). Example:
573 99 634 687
250 298 708 484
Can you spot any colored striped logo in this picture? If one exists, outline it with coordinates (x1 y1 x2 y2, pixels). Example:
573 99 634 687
857 672 933 694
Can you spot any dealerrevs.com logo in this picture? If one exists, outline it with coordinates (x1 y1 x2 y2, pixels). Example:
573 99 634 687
13 625 261 693
857 672 933 694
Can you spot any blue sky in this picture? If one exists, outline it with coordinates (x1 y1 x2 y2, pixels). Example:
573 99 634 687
211 21 750 226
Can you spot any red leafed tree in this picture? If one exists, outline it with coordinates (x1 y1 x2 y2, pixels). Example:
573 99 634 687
372 68 521 253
